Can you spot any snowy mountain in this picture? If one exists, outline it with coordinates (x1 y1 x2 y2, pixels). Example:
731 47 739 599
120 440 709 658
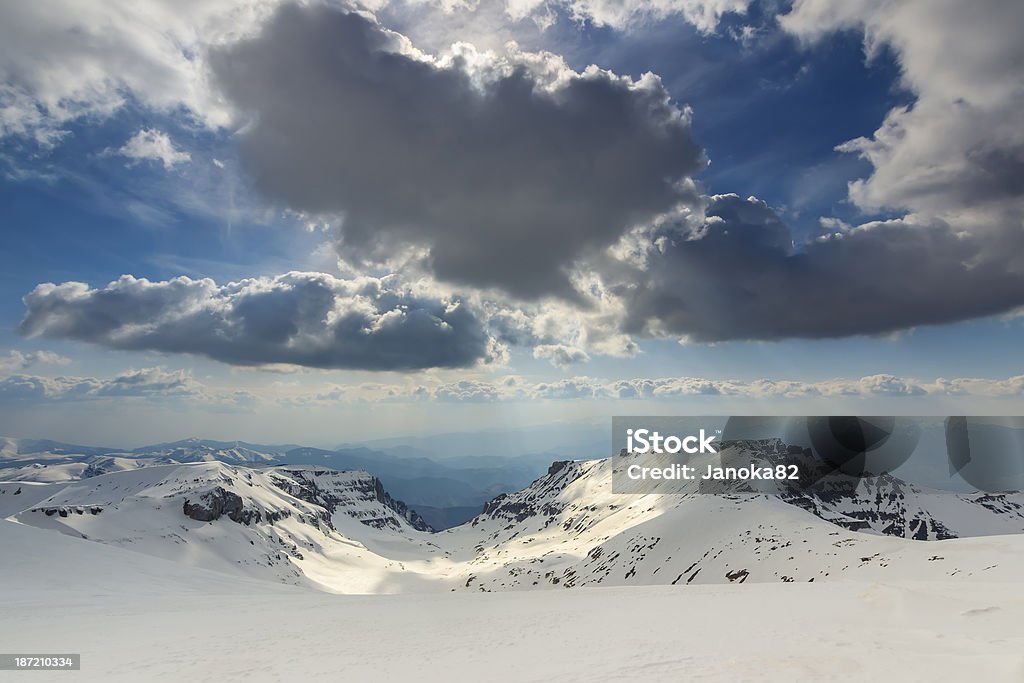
0 435 536 528
0 462 434 592
707 439 1024 540
132 437 290 463
3 437 1024 594
0 455 152 482
438 444 1024 591
268 466 431 532
0 436 283 480
0 437 121 459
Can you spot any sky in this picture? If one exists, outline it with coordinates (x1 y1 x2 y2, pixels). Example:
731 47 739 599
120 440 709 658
1 0 1023 447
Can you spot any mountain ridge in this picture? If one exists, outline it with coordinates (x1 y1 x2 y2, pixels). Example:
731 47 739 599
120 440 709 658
4 437 1023 593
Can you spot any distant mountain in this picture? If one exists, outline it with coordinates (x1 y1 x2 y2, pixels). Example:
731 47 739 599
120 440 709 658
133 441 280 465
337 421 608 461
133 437 302 457
0 437 122 459
0 436 551 527
278 445 541 511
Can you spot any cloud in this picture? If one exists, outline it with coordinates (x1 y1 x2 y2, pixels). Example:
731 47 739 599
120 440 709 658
503 0 749 33
209 4 1024 343
0 367 199 402
210 5 705 299
0 349 70 374
0 366 260 409
280 371 1024 404
433 379 505 402
532 343 590 368
780 1 1024 230
20 272 495 371
603 194 1024 341
6 0 1022 349
502 0 1024 345
378 0 750 51
116 129 191 169
0 0 746 149
0 1 285 146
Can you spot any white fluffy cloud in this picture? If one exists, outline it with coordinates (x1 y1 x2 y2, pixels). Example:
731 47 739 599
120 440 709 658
503 0 749 32
532 344 590 369
0 349 69 374
281 372 1024 404
0 1 291 146
0 0 745 147
781 0 1024 220
116 129 191 169
0 367 213 402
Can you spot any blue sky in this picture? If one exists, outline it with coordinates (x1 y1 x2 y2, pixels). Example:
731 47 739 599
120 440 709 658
2 0 1023 446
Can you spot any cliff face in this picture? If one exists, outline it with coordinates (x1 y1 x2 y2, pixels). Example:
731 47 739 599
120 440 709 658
269 467 433 532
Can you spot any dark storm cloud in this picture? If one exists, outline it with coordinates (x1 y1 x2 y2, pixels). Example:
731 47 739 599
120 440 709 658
614 194 1024 341
210 4 705 300
20 273 492 370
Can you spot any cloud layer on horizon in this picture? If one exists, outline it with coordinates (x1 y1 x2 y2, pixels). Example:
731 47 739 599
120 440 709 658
0 349 69 374
280 371 1024 406
4 361 1022 407
0 366 256 407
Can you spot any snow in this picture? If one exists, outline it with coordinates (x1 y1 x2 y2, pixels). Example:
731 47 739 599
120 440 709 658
3 443 1024 681
4 454 1024 594
0 480 65 517
2 520 1023 682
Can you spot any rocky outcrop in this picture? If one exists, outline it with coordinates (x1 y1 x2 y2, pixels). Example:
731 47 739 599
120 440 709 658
728 439 1019 540
269 468 433 533
368 477 432 532
183 486 267 525
476 460 582 527
37 505 102 517
548 460 572 476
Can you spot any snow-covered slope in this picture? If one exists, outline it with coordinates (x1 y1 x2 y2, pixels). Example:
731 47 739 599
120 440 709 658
698 439 1024 539
9 463 331 586
4 440 1024 595
0 480 66 517
427 454 1024 591
0 455 151 482
2 462 434 592
2 518 1023 683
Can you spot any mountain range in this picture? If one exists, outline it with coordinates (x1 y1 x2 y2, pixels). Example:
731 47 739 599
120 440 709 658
0 435 554 529
2 437 1022 593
